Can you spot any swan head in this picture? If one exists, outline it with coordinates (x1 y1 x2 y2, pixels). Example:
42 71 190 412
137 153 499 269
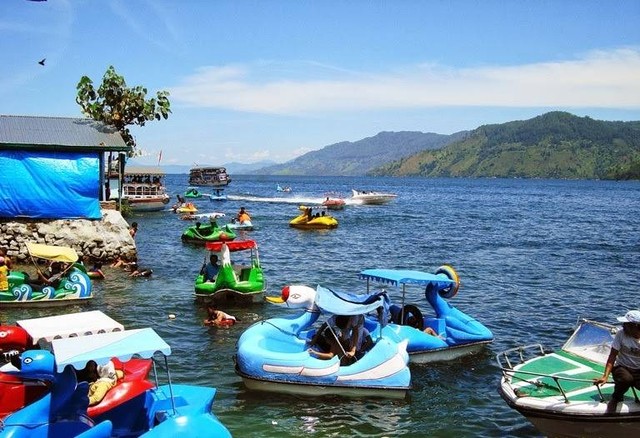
266 285 317 310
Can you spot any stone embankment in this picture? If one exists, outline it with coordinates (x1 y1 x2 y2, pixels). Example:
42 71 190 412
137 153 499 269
0 210 136 264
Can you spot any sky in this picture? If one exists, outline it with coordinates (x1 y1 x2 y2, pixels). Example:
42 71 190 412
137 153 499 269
1 0 639 166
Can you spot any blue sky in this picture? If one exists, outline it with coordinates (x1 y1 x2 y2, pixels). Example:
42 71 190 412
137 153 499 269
1 0 639 166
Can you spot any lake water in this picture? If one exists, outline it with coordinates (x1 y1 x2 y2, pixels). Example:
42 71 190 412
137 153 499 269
4 175 640 437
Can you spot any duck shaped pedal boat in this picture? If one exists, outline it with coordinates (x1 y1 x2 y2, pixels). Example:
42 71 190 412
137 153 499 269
0 243 92 307
496 318 640 438
194 240 266 304
234 284 411 399
181 218 237 244
0 327 231 437
289 205 338 230
358 266 493 363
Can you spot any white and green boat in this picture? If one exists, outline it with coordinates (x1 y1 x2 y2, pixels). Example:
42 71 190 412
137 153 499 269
497 319 640 437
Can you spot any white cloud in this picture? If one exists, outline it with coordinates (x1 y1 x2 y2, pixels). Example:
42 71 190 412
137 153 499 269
169 48 640 113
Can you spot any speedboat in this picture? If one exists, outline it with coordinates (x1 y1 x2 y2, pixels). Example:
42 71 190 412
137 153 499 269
322 195 346 210
194 240 266 304
289 205 338 229
181 218 237 244
0 311 151 421
358 266 493 363
351 189 397 205
0 327 231 437
496 318 640 438
0 242 92 307
234 284 411 398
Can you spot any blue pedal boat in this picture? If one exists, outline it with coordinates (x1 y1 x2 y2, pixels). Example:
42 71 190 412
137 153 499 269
0 328 231 437
358 266 494 363
234 284 411 399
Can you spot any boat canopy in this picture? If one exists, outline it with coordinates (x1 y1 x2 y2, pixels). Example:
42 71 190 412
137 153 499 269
52 328 171 372
206 240 257 252
17 311 124 345
314 285 389 317
359 269 455 288
26 242 79 263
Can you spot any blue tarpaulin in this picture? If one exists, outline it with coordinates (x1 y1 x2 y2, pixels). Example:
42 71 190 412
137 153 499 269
0 150 101 219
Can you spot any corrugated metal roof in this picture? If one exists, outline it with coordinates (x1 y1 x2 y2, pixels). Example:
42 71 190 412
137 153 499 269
0 115 130 152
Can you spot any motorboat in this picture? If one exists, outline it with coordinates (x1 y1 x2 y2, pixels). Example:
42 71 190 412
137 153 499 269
289 205 338 230
351 189 397 205
0 327 231 437
194 240 266 304
189 166 231 187
234 284 411 398
358 266 494 363
0 311 151 421
322 193 346 210
181 216 237 244
276 184 292 192
496 318 640 438
109 167 171 212
0 243 92 307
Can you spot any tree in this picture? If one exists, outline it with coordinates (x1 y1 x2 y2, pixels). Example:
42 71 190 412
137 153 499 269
76 65 171 155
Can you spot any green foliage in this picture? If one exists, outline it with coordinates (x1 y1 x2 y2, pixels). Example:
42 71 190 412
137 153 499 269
76 66 171 154
373 112 640 180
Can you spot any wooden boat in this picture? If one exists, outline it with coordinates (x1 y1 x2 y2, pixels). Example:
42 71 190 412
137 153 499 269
110 166 170 212
189 166 231 187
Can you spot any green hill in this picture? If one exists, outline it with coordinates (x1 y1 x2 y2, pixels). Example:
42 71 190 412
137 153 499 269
370 112 640 180
254 131 466 176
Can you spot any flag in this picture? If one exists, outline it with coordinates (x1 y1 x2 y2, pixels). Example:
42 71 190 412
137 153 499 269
157 150 163 166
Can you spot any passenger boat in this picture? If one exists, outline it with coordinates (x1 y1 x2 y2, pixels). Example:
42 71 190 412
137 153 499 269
111 166 171 212
0 243 92 307
189 166 231 187
0 327 231 437
351 189 397 205
289 205 338 229
181 219 237 244
234 284 411 398
496 318 640 438
194 240 266 304
0 311 150 421
358 266 493 363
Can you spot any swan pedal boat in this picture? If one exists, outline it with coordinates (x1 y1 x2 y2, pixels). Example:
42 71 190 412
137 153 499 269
289 205 338 230
235 284 411 399
0 311 150 421
194 240 266 304
496 318 640 438
0 327 231 437
0 243 92 307
359 266 493 363
351 189 397 205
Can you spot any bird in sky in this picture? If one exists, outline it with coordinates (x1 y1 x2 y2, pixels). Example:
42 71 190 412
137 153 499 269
38 58 45 66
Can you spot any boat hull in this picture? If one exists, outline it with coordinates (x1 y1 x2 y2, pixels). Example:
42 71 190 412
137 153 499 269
126 196 170 212
408 340 492 363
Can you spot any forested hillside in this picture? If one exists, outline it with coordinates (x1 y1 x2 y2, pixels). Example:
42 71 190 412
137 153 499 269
254 131 466 176
370 112 640 180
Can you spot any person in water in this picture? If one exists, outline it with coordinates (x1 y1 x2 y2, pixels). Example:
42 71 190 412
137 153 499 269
595 310 640 413
127 262 153 277
204 304 236 326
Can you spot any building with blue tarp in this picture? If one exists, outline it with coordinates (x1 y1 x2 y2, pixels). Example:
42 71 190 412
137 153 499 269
0 115 131 220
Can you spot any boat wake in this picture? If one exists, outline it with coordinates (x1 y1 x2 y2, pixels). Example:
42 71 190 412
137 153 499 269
228 195 357 206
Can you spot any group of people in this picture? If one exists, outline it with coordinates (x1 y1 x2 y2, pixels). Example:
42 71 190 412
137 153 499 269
76 359 122 406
